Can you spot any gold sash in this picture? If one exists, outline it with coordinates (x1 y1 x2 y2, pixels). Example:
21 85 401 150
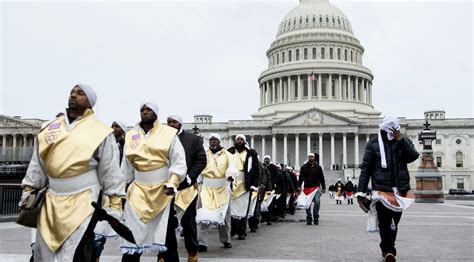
37 110 112 178
200 186 229 211
38 189 94 252
175 185 198 211
201 149 231 179
127 181 174 223
125 121 176 172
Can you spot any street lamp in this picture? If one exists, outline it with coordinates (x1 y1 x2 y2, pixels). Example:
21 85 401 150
418 121 436 152
192 125 203 144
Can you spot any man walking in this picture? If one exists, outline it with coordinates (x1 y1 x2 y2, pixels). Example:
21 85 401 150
298 153 326 225
167 115 206 262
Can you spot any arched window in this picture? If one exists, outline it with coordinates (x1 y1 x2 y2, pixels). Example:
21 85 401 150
337 48 341 60
456 152 463 168
344 49 348 61
329 48 333 59
276 53 279 65
282 51 285 63
319 16 323 23
306 17 309 23
313 16 316 23
296 49 300 61
304 48 308 60
289 50 292 62
350 50 353 62
321 47 326 59
321 77 327 97
312 48 317 59
326 16 329 23
299 17 302 24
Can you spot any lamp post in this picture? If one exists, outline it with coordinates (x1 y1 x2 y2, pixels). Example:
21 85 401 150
414 120 444 203
192 125 203 144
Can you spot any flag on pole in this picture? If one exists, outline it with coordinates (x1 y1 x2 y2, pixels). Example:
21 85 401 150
309 71 316 81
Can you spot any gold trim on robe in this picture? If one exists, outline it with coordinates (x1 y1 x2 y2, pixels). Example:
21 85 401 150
38 189 94 252
37 109 112 179
125 122 177 172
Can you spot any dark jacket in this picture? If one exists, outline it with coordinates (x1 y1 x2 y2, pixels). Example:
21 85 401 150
298 162 326 190
177 130 207 190
267 164 286 194
260 163 273 191
227 147 260 190
358 136 419 194
344 181 355 193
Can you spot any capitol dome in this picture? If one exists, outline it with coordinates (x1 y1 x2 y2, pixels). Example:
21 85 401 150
277 0 353 37
252 0 380 121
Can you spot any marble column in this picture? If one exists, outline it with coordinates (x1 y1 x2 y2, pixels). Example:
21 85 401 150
348 76 352 101
330 133 335 170
355 77 359 101
251 135 255 149
342 133 347 168
297 75 302 100
295 134 300 169
283 134 288 164
354 133 359 166
12 134 17 160
306 133 311 156
338 74 342 100
279 77 283 102
262 136 266 157
288 76 292 101
327 74 332 99
308 75 313 99
317 73 322 99
272 79 276 103
272 134 276 161
319 133 323 169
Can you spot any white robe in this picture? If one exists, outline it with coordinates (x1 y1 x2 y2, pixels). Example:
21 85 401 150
120 128 187 254
22 115 124 262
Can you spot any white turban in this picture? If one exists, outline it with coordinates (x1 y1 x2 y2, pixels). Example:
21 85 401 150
140 102 159 116
209 133 221 141
263 155 271 161
235 134 247 142
308 153 315 157
114 120 128 132
76 83 97 107
168 115 183 124
378 116 401 168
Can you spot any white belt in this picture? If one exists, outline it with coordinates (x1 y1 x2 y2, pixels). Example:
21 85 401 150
135 168 169 184
202 177 228 188
48 169 100 195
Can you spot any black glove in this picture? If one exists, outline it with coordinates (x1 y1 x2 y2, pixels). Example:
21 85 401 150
357 196 371 213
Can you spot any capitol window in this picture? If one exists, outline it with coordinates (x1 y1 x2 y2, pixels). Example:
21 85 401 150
337 48 341 60
306 17 309 23
456 152 463 168
288 50 292 62
313 16 316 23
282 52 285 63
344 49 348 61
329 48 333 59
436 156 442 167
319 16 322 23
276 53 279 65
299 17 302 24
304 48 308 60
321 47 325 59
326 16 329 23
312 48 316 59
296 49 300 61
455 138 461 145
350 51 353 62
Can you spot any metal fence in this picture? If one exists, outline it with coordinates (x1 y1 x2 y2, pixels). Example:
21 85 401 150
0 147 34 162
0 184 22 215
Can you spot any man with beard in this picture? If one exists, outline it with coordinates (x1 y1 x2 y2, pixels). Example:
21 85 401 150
92 120 127 262
228 134 260 240
120 102 187 262
196 133 237 252
298 153 326 225
20 84 125 261
167 115 206 262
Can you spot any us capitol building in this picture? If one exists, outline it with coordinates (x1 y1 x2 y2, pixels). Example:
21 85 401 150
1 0 473 193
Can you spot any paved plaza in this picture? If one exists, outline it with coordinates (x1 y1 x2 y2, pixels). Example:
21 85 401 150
0 196 473 262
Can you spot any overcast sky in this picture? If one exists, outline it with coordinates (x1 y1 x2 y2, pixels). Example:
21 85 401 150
1 0 472 125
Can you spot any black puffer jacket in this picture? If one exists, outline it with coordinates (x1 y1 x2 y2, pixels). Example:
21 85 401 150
358 135 419 194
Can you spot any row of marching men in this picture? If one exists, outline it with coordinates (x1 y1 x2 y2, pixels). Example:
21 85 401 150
19 84 305 262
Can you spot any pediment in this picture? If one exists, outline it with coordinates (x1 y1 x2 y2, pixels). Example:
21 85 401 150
0 115 38 128
273 108 355 127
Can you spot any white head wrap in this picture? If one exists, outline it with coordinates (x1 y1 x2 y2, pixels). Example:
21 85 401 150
235 134 247 142
140 102 159 116
209 133 221 141
168 115 183 124
308 153 315 157
75 84 97 107
263 155 271 161
378 116 401 168
114 121 128 132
